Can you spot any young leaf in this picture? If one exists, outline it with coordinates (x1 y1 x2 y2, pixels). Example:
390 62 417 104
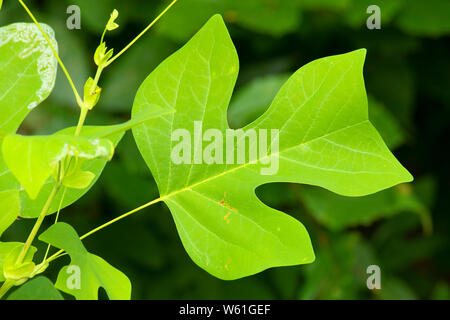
83 77 102 110
39 222 131 300
2 244 37 282
7 276 63 300
0 23 58 133
0 242 23 282
132 15 412 279
2 134 114 199
106 9 120 31
0 190 20 237
94 42 113 67
62 170 96 189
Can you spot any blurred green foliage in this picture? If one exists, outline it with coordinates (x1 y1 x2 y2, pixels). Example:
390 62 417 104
1 0 449 299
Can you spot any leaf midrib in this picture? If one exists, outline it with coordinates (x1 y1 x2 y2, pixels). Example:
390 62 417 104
160 119 372 200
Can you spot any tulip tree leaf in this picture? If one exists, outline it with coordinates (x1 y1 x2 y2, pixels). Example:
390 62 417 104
0 107 172 219
0 190 20 237
0 23 57 133
2 134 115 199
7 276 63 300
132 15 413 280
39 222 132 300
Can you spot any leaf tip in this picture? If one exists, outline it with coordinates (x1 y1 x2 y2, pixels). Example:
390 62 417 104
210 13 225 25
403 169 414 183
349 48 367 64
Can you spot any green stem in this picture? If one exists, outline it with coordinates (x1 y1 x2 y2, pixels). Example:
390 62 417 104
45 197 163 264
16 183 60 265
74 66 104 136
74 107 88 136
42 187 68 263
0 279 15 300
104 0 178 67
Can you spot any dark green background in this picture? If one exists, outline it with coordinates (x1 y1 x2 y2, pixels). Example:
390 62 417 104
1 0 449 299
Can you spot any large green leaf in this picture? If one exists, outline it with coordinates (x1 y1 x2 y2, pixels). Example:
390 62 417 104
0 23 57 133
228 75 406 149
0 190 20 237
0 22 59 220
132 15 412 280
7 276 63 300
39 222 131 300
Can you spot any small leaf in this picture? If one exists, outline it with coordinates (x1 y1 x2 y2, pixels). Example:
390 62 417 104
39 222 131 300
94 42 113 67
3 244 37 282
63 170 96 189
7 276 63 300
106 9 119 31
0 242 22 282
0 190 20 237
2 134 114 199
83 77 102 110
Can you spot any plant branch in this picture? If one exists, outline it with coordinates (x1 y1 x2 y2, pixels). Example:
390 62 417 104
42 187 67 263
74 66 104 136
74 107 88 136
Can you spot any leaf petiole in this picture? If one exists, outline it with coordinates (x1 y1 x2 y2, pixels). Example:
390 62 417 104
44 197 163 264
42 187 68 263
16 182 61 265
